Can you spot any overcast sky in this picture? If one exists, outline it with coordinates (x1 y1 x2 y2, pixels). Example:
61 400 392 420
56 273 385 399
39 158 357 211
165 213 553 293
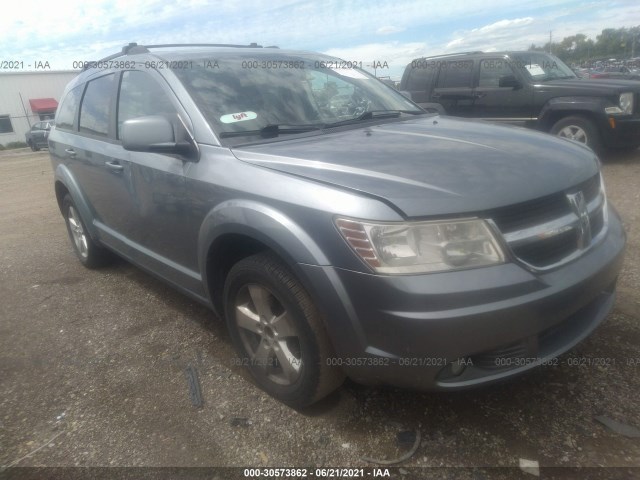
1 0 639 79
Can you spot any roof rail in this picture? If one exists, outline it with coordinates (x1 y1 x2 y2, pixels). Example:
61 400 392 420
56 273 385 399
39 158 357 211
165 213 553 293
420 51 484 60
83 42 266 70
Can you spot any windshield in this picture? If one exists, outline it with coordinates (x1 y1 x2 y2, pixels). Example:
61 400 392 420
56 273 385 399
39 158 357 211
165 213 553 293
171 54 421 142
511 53 576 81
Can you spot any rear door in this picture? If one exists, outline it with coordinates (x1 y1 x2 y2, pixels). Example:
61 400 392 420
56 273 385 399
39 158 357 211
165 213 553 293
431 59 475 116
71 72 135 238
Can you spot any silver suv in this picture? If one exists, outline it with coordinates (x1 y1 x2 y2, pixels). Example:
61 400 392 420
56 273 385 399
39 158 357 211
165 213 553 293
49 43 626 407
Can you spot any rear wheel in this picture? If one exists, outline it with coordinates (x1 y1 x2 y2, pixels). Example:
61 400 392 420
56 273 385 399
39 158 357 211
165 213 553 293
224 253 344 407
29 140 39 152
62 194 112 268
550 115 602 152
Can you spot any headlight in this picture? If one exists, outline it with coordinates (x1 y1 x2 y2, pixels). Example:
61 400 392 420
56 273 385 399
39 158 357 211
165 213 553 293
607 93 634 114
335 217 505 274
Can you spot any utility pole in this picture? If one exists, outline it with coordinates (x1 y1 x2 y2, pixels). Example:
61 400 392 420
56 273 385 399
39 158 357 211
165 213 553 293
549 31 553 54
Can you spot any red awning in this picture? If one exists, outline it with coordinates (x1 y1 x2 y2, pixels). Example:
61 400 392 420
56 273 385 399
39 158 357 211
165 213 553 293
29 98 58 113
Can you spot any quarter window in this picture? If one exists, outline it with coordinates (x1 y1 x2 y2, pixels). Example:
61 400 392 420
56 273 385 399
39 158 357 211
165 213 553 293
436 60 474 88
79 74 115 137
56 85 84 131
117 71 176 139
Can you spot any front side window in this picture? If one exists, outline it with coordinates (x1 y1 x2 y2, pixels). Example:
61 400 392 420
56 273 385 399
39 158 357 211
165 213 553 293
479 59 515 87
436 60 474 88
117 71 177 139
56 85 84 131
79 74 115 137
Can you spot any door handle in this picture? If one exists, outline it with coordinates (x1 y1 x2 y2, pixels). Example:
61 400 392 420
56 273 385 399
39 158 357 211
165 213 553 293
105 160 124 172
65 148 76 158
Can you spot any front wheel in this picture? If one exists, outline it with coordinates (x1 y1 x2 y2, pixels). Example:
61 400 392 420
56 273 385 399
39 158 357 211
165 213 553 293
550 115 602 152
224 253 344 408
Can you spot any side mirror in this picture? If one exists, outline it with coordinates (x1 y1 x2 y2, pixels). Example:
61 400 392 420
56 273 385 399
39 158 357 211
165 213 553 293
499 75 521 89
121 115 197 159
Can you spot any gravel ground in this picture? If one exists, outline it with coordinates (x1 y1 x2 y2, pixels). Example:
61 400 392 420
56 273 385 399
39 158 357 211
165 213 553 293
0 148 639 479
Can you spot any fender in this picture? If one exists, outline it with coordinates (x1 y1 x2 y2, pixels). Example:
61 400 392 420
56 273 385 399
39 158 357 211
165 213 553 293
54 163 100 240
538 96 606 126
197 199 330 296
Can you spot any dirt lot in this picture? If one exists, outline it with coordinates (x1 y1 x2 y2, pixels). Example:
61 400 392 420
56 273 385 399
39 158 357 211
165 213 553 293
1 148 639 479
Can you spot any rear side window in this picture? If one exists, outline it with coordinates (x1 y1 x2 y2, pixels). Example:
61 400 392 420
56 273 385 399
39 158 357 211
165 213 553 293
117 71 176 139
436 60 474 88
79 74 115 137
56 85 84 131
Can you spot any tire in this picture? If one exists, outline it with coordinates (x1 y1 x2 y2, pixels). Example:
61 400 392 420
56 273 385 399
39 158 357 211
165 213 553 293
224 253 344 408
28 140 38 152
550 115 602 152
61 194 112 268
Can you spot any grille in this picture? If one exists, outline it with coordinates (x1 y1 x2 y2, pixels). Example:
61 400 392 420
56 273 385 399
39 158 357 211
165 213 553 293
489 173 606 270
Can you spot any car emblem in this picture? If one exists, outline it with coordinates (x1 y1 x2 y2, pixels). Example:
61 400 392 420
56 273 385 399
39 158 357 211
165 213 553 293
567 191 591 249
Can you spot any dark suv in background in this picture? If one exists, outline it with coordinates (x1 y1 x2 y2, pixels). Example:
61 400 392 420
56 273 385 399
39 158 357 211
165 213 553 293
49 43 625 407
400 51 640 152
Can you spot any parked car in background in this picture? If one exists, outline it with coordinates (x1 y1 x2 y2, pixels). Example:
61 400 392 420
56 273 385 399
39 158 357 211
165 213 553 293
400 51 640 152
49 43 625 407
25 120 54 151
589 65 640 81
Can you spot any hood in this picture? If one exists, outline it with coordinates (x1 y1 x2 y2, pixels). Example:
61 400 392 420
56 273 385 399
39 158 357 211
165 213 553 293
537 78 640 95
231 116 600 218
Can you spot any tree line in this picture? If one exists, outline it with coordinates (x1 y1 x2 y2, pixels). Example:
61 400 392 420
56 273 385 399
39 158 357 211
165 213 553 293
528 26 640 64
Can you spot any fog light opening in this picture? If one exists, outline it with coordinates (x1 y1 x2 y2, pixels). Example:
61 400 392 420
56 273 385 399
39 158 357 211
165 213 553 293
450 358 468 376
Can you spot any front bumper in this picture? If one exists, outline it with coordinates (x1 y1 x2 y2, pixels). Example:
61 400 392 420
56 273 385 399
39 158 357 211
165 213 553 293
601 116 640 148
299 205 626 390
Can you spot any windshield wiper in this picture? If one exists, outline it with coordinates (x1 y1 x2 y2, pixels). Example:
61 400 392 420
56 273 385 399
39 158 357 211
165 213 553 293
325 109 424 128
219 123 324 139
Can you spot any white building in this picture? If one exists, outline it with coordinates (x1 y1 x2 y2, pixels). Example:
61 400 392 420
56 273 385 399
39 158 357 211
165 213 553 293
0 71 78 147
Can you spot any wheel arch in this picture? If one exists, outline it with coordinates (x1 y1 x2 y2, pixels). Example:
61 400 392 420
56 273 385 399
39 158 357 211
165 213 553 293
538 97 604 131
53 164 100 240
199 200 330 315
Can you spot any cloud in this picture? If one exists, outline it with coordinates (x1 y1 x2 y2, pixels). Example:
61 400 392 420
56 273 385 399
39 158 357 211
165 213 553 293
1 1 639 71
324 41 428 79
376 25 405 35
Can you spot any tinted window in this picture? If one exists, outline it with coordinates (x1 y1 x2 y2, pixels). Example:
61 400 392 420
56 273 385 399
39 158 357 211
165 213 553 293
436 60 474 88
56 85 83 131
117 71 176 139
79 74 115 137
407 65 431 92
479 59 515 87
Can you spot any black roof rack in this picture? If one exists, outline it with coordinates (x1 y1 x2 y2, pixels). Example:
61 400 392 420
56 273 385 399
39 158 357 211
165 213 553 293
420 51 485 60
83 42 267 70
